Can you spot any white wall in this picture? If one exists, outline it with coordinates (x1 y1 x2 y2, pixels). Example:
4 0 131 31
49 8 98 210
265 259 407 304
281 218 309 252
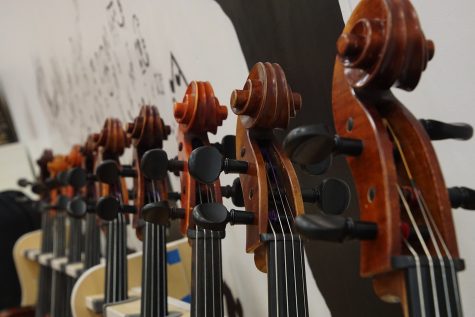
340 0 475 313
0 1 330 316
0 142 33 192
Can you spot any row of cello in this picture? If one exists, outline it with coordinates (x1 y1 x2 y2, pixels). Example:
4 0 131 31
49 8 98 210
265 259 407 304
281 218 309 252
7 0 475 316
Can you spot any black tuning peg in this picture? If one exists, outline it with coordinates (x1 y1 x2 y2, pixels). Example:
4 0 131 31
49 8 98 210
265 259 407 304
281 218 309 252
188 146 249 184
43 195 70 211
66 167 87 189
448 186 475 210
141 201 185 225
95 160 137 185
295 214 377 242
141 149 184 180
18 178 46 195
67 196 88 218
221 178 244 207
302 178 351 215
168 191 181 201
420 119 473 141
56 172 69 186
96 196 137 221
284 124 363 167
18 178 33 188
213 135 237 159
193 202 254 231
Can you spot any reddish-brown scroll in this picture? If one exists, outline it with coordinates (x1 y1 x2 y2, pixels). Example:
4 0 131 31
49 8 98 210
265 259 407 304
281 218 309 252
333 0 463 316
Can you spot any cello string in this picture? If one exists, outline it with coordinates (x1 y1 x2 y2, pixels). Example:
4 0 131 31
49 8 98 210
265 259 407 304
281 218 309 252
418 191 463 316
197 183 204 317
386 120 450 316
404 237 426 317
263 150 302 316
398 186 440 317
206 184 217 317
412 186 452 317
265 168 290 316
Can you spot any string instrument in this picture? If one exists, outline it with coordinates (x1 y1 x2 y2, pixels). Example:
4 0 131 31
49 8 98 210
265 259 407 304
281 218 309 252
46 155 71 317
129 105 175 317
6 150 55 317
62 145 86 317
140 81 239 317
75 133 103 270
190 63 310 317
93 118 132 307
286 1 475 316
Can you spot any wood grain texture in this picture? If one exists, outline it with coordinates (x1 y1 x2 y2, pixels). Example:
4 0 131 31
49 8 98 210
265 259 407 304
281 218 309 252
13 231 41 306
332 0 459 313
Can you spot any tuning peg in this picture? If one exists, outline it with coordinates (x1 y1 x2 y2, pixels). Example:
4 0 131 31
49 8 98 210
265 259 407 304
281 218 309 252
213 135 237 159
141 201 185 225
448 186 475 210
56 171 69 186
419 119 473 141
295 214 377 242
193 202 254 231
18 178 46 195
44 177 61 190
188 146 249 184
141 149 184 180
65 167 87 189
18 178 33 188
67 196 87 218
96 196 137 221
302 178 351 215
284 124 363 166
168 191 181 201
96 160 137 184
43 194 70 211
221 178 244 207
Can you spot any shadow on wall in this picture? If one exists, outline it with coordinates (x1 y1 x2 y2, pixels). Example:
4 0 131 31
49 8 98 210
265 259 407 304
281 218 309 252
0 84 18 145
